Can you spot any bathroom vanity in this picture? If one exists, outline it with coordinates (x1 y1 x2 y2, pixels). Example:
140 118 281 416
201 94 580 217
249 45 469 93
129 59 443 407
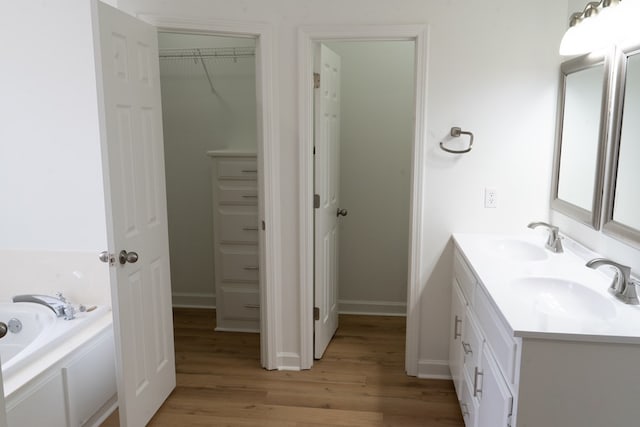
449 233 640 427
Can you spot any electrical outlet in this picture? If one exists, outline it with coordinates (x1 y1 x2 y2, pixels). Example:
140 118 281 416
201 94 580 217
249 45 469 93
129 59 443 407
484 187 498 208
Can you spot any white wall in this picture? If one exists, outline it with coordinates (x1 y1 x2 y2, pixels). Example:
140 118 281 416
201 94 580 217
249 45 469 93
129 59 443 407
0 1 111 307
117 0 567 373
158 33 257 306
325 41 414 315
0 0 107 252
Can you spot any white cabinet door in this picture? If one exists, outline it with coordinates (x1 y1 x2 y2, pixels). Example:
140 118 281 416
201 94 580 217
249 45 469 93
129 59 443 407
476 346 513 427
449 280 466 395
96 2 176 425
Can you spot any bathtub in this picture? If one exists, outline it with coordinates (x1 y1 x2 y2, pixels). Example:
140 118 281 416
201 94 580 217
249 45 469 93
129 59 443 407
0 301 112 395
1 301 116 427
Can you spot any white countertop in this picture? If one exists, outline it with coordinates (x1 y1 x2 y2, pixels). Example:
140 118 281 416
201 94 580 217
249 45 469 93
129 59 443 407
453 232 640 344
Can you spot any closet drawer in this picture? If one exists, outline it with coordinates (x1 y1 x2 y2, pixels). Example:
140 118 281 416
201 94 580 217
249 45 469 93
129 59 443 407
217 158 258 180
218 286 260 321
218 208 259 244
216 183 258 206
219 247 259 282
474 285 517 385
454 251 476 305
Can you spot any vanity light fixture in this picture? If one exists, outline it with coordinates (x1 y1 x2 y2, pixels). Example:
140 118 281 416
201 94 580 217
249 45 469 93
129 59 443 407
559 0 621 56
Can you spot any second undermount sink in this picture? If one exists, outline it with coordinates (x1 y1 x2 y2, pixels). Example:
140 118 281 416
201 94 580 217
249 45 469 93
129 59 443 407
510 277 616 321
487 238 548 262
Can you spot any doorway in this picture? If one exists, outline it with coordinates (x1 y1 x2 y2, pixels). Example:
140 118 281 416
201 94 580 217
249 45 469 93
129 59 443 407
158 32 261 337
313 40 416 359
142 15 282 371
299 26 430 373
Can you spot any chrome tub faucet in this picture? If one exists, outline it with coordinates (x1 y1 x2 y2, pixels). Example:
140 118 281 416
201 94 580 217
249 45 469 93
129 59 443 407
586 258 639 305
13 292 77 320
527 221 563 253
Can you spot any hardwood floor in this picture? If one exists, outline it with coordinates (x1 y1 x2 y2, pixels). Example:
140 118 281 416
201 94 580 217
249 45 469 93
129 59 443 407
102 308 463 426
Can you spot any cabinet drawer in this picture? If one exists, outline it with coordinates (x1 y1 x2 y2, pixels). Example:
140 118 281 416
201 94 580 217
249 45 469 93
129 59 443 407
462 307 483 390
219 247 259 282
217 158 258 180
219 286 260 321
216 182 258 205
475 285 517 385
460 372 479 427
454 251 476 304
217 208 259 244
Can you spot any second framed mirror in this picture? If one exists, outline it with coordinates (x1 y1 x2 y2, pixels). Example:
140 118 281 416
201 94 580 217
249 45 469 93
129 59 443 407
551 52 611 229
604 43 640 248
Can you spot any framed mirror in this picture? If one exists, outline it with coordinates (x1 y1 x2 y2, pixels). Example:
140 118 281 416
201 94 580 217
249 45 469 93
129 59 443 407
604 44 640 247
551 52 611 229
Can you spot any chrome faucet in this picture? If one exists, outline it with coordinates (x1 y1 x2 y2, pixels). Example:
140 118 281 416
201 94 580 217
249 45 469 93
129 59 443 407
527 221 563 253
13 292 77 320
586 258 639 305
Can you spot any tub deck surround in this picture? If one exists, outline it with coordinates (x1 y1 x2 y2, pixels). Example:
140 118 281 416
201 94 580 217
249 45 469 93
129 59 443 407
2 303 112 397
453 232 640 344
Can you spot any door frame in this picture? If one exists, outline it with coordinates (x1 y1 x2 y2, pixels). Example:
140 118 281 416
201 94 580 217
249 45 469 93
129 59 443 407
298 25 429 373
137 14 281 370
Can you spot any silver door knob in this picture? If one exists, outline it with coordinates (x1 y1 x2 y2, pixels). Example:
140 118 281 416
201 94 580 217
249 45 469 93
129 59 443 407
119 250 139 265
99 251 110 263
337 208 348 217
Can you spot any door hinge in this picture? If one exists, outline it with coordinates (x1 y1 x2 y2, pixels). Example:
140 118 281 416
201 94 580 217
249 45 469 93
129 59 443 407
262 220 266 231
313 307 320 321
314 194 320 209
313 146 316 155
313 72 320 89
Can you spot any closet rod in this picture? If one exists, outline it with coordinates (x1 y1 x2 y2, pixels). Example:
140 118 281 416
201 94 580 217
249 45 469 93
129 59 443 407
159 46 255 60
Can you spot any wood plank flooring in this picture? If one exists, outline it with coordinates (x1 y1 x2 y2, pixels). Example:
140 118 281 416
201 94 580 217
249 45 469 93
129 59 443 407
102 308 463 426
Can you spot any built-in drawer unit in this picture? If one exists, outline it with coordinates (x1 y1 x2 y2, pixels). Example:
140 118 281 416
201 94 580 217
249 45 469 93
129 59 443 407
450 247 513 427
208 151 260 333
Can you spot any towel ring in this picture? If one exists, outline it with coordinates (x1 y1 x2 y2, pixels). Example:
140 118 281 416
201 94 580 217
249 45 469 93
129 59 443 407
440 127 474 154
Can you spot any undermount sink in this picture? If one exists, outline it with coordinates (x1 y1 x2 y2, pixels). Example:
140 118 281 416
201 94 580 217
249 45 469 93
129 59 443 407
510 277 616 321
487 239 548 262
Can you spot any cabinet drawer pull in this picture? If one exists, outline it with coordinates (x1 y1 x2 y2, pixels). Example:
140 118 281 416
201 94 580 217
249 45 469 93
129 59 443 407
241 194 258 199
460 402 470 417
242 227 259 231
454 315 462 339
244 304 260 309
473 366 483 397
241 169 258 173
462 341 472 355
243 266 259 271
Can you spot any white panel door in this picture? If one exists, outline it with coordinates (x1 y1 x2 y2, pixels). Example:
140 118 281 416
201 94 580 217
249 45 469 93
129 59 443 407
96 3 176 426
314 44 342 359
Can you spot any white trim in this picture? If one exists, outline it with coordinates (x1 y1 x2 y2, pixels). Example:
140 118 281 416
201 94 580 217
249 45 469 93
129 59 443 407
298 24 430 374
276 352 303 371
137 14 281 371
171 292 215 309
338 300 406 316
417 359 452 380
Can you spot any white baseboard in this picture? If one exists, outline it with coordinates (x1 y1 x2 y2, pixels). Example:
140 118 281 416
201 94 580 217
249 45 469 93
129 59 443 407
417 359 452 380
276 352 302 371
338 299 406 316
172 292 216 309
